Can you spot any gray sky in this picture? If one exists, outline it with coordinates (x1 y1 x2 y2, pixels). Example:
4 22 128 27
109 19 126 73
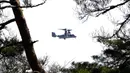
8 0 115 66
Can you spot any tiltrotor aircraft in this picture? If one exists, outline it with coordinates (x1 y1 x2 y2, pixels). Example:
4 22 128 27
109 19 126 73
52 28 76 39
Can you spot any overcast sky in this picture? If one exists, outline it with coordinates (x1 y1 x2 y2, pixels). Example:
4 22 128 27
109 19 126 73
7 0 116 66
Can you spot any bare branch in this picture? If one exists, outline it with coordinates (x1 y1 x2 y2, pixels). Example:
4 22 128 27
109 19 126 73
19 0 47 8
95 0 130 16
110 14 130 38
0 18 15 30
94 14 130 40
0 1 10 4
0 0 47 9
31 40 39 45
22 0 47 8
0 5 13 9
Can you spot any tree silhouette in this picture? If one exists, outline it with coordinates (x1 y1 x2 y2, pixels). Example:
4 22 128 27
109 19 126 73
61 61 121 73
73 0 130 73
0 30 49 73
74 0 130 38
0 0 47 73
92 29 130 72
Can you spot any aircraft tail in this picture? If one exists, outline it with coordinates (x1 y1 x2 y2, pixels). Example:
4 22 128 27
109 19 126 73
52 32 56 37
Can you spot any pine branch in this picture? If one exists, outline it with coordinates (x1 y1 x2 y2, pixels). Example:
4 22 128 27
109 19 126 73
0 40 38 52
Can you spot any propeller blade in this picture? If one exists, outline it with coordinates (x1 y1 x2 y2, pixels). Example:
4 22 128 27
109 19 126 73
59 28 72 31
59 28 67 30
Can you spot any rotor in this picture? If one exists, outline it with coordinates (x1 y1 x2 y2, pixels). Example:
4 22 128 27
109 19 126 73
59 28 72 31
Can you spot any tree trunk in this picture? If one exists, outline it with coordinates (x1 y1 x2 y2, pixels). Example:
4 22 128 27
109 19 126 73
10 0 45 73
